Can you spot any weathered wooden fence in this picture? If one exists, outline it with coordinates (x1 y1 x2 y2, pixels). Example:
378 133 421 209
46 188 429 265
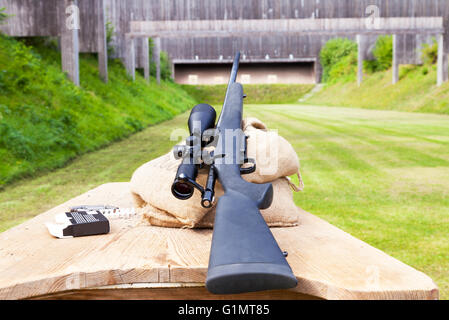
1 0 448 85
129 17 446 85
0 0 107 85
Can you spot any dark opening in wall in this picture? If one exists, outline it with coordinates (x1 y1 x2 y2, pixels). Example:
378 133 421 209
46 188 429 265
174 62 316 85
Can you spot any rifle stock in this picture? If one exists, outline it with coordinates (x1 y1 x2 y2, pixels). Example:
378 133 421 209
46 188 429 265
205 82 297 294
206 190 298 294
173 52 297 294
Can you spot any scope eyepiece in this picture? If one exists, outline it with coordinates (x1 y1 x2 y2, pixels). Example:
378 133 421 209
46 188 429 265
171 163 205 200
172 178 195 200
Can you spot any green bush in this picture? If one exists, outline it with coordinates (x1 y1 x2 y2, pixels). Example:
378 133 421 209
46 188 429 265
373 35 393 70
364 35 393 73
148 38 172 81
421 38 438 65
106 21 116 57
0 35 196 187
327 51 358 82
320 38 358 83
0 7 8 24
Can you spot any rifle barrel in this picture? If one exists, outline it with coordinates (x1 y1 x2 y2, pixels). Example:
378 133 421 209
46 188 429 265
201 52 240 208
217 51 241 127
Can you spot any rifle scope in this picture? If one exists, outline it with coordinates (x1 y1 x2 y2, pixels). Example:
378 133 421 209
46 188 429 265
171 104 216 200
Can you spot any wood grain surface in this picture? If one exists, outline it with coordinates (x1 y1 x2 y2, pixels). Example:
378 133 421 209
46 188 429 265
0 183 439 300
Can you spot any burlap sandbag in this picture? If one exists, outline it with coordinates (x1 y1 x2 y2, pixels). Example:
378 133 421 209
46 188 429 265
136 177 300 228
130 117 304 228
242 118 300 184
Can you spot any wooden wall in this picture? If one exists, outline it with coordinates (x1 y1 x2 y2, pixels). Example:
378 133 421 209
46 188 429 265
0 0 103 53
0 0 61 37
102 0 449 65
1 0 448 62
0 0 448 83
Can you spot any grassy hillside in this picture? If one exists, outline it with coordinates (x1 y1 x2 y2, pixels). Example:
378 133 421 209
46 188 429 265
306 65 449 115
0 35 196 187
307 35 448 115
181 84 313 105
1 104 447 298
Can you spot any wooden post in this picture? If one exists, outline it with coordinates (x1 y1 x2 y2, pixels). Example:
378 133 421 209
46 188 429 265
437 33 448 86
392 34 399 85
61 0 80 86
314 56 322 84
96 0 108 83
356 35 363 86
125 36 136 81
142 38 150 82
171 60 175 81
154 37 161 84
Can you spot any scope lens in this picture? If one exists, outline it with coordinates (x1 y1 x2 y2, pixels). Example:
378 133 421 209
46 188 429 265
172 181 194 200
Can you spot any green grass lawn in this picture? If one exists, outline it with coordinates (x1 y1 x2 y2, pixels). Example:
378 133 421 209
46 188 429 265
181 84 314 104
306 65 449 115
1 104 448 299
0 35 195 187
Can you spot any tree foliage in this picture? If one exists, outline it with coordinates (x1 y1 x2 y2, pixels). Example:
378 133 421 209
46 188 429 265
148 38 172 81
421 38 438 65
320 38 358 82
364 36 393 73
0 7 9 24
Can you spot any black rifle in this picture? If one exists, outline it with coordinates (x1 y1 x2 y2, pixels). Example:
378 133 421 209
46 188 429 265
171 52 297 294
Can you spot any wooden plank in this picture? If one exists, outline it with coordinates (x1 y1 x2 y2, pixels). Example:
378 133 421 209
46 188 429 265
78 0 98 53
0 0 60 36
32 286 320 300
0 183 439 300
60 0 80 86
130 17 445 36
392 34 399 84
96 0 108 83
172 58 316 64
129 29 443 40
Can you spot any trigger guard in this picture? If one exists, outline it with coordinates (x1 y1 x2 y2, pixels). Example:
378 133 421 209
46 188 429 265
240 158 256 175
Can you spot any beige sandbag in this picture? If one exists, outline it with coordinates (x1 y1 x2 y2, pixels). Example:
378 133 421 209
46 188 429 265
131 152 216 227
137 177 300 228
130 117 303 228
243 117 303 189
196 177 300 228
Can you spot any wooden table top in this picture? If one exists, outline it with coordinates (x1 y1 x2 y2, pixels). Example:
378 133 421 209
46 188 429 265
0 183 438 300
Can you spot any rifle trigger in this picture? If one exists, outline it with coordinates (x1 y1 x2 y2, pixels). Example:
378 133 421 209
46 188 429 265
240 158 256 175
